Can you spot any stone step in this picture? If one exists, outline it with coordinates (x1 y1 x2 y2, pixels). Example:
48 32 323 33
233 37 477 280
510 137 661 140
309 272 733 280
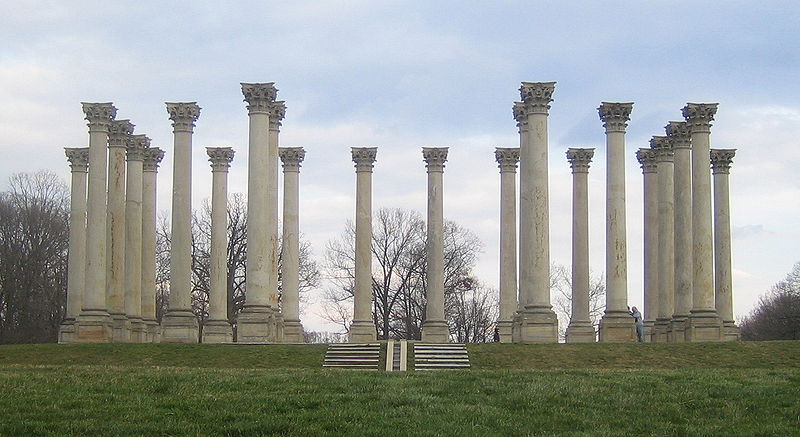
413 343 470 371
323 343 381 370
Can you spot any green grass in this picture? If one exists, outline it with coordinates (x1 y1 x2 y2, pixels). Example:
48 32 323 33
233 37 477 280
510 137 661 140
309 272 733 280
1 341 798 436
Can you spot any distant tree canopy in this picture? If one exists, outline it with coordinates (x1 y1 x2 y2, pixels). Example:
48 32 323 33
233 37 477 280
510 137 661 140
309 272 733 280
740 262 800 341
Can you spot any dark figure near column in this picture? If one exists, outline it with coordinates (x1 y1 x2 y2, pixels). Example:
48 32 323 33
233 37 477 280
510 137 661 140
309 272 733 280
629 306 644 342
493 328 500 343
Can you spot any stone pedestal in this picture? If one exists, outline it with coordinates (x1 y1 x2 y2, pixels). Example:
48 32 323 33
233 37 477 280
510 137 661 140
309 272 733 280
636 148 660 342
683 103 723 342
141 147 165 343
421 147 450 343
280 147 307 343
161 102 201 343
514 82 558 343
238 83 280 343
598 102 636 342
75 102 116 343
495 147 519 343
565 148 596 343
202 147 235 344
60 147 90 344
711 149 740 341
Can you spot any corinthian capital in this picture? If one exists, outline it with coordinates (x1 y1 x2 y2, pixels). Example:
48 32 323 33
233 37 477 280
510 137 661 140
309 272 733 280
269 101 287 130
166 102 201 132
65 147 90 172
566 148 595 173
710 149 736 174
279 147 306 171
665 121 691 149
422 147 448 172
519 82 555 114
351 147 377 172
143 147 165 172
598 102 633 133
649 136 673 162
241 82 278 113
206 147 235 171
125 134 150 161
108 119 135 147
635 148 659 174
495 147 520 173
682 103 718 133
81 102 117 131
512 102 529 131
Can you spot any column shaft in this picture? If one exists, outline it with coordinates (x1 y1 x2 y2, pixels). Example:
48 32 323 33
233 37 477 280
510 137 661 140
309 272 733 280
711 149 739 340
123 135 148 342
654 137 676 343
107 141 128 340
350 147 377 342
421 147 449 343
566 148 595 343
59 148 89 343
280 147 305 342
666 121 692 341
495 148 519 343
637 148 659 342
141 147 164 343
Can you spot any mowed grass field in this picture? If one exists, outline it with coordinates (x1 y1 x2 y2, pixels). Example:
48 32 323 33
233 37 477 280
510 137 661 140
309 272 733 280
1 341 798 436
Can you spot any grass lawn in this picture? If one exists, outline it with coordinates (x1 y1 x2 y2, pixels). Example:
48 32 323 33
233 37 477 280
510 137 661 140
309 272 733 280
1 341 798 436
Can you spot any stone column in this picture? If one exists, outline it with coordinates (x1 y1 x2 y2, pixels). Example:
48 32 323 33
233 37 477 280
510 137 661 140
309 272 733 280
75 102 116 343
161 102 201 343
269 101 286 341
350 147 378 342
711 149 740 341
514 82 558 343
636 148 659 342
565 148 596 343
123 134 149 342
202 147 235 344
279 146 306 343
683 103 723 342
59 147 90 344
141 147 165 342
106 119 134 342
653 136 676 343
665 121 692 342
421 147 450 343
598 102 636 342
239 83 278 343
495 147 519 343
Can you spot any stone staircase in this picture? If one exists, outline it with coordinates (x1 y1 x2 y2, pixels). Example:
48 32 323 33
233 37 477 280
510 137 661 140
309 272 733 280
322 343 381 369
413 343 470 370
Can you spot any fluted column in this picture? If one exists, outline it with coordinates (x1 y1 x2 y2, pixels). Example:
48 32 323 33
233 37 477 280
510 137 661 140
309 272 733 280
598 102 636 342
653 136 676 343
636 148 659 342
279 146 306 343
161 102 201 343
59 147 89 343
683 103 723 341
350 147 378 342
514 82 558 344
239 83 278 343
421 147 450 343
566 148 596 343
202 147 235 344
123 134 149 342
106 119 134 342
666 121 692 342
711 149 740 341
495 147 519 343
269 101 286 341
141 147 165 342
75 102 116 343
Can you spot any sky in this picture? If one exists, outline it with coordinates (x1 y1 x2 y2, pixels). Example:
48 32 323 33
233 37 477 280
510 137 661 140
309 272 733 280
1 1 798 333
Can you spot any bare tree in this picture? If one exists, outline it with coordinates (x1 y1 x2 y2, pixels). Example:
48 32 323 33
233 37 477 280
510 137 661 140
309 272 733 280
740 261 800 341
0 171 69 343
551 263 606 341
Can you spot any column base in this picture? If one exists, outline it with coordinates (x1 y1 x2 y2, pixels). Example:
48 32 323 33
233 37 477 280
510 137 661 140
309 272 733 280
496 320 514 343
161 310 199 343
643 320 655 343
274 312 285 343
282 319 305 343
669 315 688 342
349 319 377 342
142 318 160 343
58 318 76 344
565 321 596 343
236 305 277 343
74 310 113 343
652 318 671 343
421 319 449 343
110 313 130 343
722 321 741 341
512 307 558 343
202 319 233 343
685 310 723 342
127 317 145 343
598 310 636 343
